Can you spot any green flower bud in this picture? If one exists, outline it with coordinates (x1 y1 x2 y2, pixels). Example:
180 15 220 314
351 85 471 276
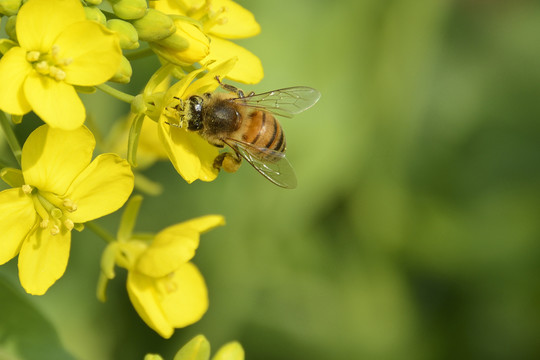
5 15 17 42
109 56 133 84
131 9 175 42
107 19 139 50
0 0 22 16
84 6 106 25
110 0 147 20
86 0 102 5
150 18 209 66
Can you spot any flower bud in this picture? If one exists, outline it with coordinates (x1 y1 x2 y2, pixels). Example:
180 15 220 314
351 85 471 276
150 18 209 66
110 0 147 20
107 19 139 50
109 56 133 84
131 9 175 42
5 15 16 42
86 0 102 4
0 0 21 16
84 6 106 25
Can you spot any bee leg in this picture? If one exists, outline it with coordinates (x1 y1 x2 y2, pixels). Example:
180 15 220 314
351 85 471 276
214 152 242 173
215 76 245 98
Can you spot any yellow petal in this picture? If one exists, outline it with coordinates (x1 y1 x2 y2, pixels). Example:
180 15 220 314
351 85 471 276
208 0 260 39
24 72 85 130
136 215 224 277
212 342 245 360
160 262 208 328
127 271 174 339
158 121 219 183
0 47 33 115
18 226 71 295
149 0 193 15
204 36 263 84
136 231 199 278
0 188 37 265
171 214 225 234
16 0 86 53
56 21 122 86
185 57 237 96
66 154 134 223
22 125 95 195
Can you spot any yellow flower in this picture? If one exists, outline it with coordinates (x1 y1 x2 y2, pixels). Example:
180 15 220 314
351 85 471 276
0 125 134 295
171 334 245 360
0 0 122 130
106 215 225 338
158 58 236 183
151 0 263 84
149 16 210 66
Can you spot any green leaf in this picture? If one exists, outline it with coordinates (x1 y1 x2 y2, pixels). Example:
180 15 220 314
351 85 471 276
0 275 75 360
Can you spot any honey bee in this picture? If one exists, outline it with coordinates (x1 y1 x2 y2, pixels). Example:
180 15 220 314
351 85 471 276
170 76 321 188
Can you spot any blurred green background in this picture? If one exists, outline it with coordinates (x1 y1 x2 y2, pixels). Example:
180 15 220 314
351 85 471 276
4 0 540 359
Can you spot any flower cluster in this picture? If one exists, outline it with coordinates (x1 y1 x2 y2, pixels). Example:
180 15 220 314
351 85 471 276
0 0 265 345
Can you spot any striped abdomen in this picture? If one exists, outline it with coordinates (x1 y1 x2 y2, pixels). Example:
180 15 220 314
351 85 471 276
232 110 286 160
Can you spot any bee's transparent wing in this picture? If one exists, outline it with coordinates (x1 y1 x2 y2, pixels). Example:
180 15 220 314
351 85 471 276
232 87 321 118
225 139 297 189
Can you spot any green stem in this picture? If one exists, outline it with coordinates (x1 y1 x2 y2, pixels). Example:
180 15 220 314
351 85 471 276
96 84 135 104
127 112 145 167
0 111 22 166
124 47 154 61
86 221 116 244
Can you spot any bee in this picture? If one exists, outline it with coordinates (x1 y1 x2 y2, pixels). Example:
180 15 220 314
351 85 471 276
170 76 321 188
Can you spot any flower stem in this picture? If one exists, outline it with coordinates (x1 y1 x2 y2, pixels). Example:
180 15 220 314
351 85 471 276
86 221 116 244
128 112 145 167
0 111 22 166
124 47 154 61
96 84 135 104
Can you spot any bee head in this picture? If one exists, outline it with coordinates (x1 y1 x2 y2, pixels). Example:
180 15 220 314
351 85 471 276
187 95 204 131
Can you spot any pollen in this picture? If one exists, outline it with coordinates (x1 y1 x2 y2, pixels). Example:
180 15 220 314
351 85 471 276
26 51 41 62
50 224 60 236
63 199 78 212
64 219 74 231
35 61 50 75
22 184 33 194
40 219 49 229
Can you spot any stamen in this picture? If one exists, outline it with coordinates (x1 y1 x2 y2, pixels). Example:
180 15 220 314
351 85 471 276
63 199 78 212
22 184 33 194
64 219 74 231
40 219 49 229
51 208 63 219
35 61 50 75
50 225 60 236
26 51 41 62
49 66 66 81
62 57 73 66
51 45 60 57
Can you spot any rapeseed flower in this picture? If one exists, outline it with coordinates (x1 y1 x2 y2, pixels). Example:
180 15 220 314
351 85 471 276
0 125 134 295
151 0 263 83
0 0 122 129
101 214 225 338
157 58 236 183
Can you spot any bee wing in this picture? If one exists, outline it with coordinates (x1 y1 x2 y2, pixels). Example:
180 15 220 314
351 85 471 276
225 139 297 189
232 87 321 118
